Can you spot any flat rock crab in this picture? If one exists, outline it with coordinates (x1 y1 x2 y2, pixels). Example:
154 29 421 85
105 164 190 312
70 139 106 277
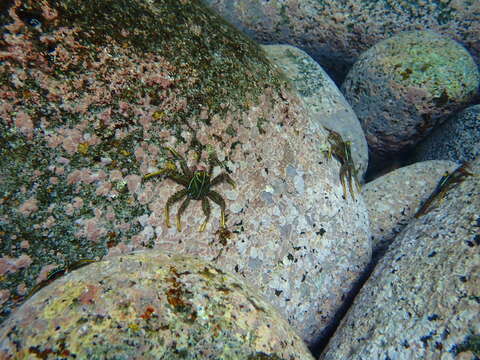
144 147 236 232
322 128 361 200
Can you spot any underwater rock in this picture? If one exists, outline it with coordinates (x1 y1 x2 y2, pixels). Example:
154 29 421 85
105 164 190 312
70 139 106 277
319 157 480 360
0 251 315 359
341 31 479 159
0 0 371 346
202 0 480 83
414 104 480 164
262 44 368 180
362 160 458 254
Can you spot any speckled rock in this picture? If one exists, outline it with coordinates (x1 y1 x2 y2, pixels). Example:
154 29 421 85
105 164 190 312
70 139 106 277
342 31 479 158
261 44 368 180
202 0 480 82
319 157 480 360
0 0 371 347
414 104 480 164
363 160 458 253
0 251 315 359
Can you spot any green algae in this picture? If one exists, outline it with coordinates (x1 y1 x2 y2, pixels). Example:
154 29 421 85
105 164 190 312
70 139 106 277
0 0 288 325
0 124 140 319
2 0 283 125
380 32 479 100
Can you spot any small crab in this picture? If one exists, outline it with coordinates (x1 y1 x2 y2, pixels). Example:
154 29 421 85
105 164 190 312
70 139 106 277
414 162 475 218
143 147 236 232
322 128 361 200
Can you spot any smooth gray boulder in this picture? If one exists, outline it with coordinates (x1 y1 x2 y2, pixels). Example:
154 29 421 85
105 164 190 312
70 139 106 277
414 104 480 164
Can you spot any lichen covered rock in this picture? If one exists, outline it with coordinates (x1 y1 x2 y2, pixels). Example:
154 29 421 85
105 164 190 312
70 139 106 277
0 0 371 347
0 251 314 359
342 31 479 158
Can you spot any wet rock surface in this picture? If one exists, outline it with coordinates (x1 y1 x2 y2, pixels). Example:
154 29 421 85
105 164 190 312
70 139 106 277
363 160 458 254
0 252 315 359
414 104 480 164
0 0 371 346
319 157 480 360
262 44 368 180
202 0 480 82
341 31 479 158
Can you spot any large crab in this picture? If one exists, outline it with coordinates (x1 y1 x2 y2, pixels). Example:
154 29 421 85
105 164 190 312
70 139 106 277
143 147 235 232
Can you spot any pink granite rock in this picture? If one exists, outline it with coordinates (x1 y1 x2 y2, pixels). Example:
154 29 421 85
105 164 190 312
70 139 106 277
0 252 315 359
320 157 480 360
0 0 371 346
203 0 480 82
262 44 369 180
363 160 458 253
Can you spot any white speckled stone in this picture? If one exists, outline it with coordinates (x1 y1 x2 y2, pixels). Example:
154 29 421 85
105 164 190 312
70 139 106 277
145 90 372 346
262 44 368 180
0 252 315 359
414 104 480 164
319 157 480 360
363 160 458 253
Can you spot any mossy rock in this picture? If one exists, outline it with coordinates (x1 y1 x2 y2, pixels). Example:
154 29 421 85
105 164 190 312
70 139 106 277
0 0 286 322
341 30 479 158
0 251 314 359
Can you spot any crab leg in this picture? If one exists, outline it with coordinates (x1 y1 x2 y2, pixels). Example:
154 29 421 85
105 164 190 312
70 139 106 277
176 197 191 232
165 188 188 228
208 190 227 228
339 167 348 200
166 146 192 178
143 160 178 180
199 197 211 232
210 172 236 189
346 168 356 201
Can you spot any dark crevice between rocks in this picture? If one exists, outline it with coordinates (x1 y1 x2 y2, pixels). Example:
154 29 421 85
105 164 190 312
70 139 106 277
364 149 412 183
310 247 387 358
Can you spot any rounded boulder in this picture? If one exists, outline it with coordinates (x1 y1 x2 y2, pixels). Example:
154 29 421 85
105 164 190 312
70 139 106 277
414 104 480 164
342 31 479 158
0 251 314 359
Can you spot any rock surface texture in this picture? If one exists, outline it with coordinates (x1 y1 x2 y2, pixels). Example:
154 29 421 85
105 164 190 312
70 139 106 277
342 31 479 159
363 160 458 254
262 44 368 180
414 104 480 164
0 252 315 359
0 0 371 346
202 0 480 82
320 157 480 360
